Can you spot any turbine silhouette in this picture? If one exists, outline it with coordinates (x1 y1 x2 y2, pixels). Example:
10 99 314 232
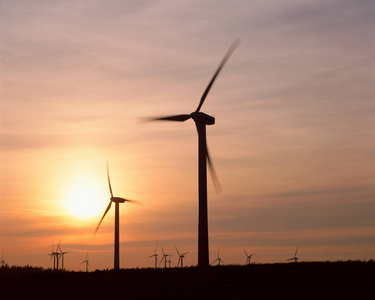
48 242 61 270
159 245 171 269
0 252 6 267
149 245 158 268
212 249 224 266
57 243 70 271
147 39 240 267
287 246 299 263
81 253 90 272
244 249 254 266
167 256 172 268
176 246 189 268
94 161 140 270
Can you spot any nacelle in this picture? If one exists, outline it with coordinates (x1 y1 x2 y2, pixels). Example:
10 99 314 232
191 112 215 125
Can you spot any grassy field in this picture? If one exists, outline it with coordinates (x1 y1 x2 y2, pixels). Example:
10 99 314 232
1 261 373 299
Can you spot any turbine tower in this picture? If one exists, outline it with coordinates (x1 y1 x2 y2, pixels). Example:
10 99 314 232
94 161 140 270
176 246 189 268
287 246 299 263
244 249 254 266
212 249 224 266
81 253 90 272
147 40 240 267
149 245 158 268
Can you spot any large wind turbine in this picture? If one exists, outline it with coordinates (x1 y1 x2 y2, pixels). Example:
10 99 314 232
148 40 240 267
94 162 140 270
287 246 300 263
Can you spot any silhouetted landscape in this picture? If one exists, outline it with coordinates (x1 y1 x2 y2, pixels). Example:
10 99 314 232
1 261 373 299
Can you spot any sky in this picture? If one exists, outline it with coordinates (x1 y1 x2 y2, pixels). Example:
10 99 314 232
1 0 374 271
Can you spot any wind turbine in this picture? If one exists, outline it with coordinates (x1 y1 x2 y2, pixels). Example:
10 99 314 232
167 255 172 268
212 249 224 266
244 249 254 266
0 252 6 267
48 242 60 270
58 243 70 271
149 245 158 268
159 245 171 269
94 162 140 270
81 253 90 272
287 246 299 263
147 39 240 267
175 246 189 268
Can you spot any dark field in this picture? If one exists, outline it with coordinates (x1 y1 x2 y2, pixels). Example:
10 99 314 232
1 261 373 299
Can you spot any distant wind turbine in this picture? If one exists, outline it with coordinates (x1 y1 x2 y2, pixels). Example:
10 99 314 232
146 39 240 267
81 253 90 272
244 249 254 266
287 246 299 263
167 255 172 268
94 161 140 270
175 246 189 268
58 243 70 271
212 249 224 266
48 242 61 270
149 245 158 268
159 245 171 269
0 252 6 267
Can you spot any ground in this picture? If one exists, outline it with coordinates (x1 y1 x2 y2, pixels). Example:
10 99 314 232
0 261 373 299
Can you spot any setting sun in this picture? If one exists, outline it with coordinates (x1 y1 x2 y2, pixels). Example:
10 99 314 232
62 175 106 219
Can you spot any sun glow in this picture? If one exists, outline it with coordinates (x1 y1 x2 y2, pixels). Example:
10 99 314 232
63 175 106 219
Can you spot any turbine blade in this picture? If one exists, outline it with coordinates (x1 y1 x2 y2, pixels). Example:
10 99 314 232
94 201 112 235
159 256 165 266
181 252 189 256
195 38 241 113
149 114 192 122
107 161 113 198
175 246 180 256
295 245 299 257
206 144 222 194
244 249 248 256
56 240 62 253
161 245 165 256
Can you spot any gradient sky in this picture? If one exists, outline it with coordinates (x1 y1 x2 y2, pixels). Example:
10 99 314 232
1 0 374 271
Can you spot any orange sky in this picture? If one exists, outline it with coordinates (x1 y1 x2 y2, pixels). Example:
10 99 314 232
1 0 374 271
